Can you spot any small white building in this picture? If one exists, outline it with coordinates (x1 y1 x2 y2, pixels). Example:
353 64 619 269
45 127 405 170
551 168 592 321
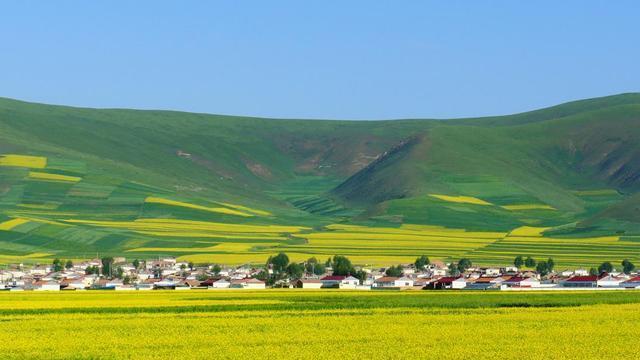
503 276 541 288
338 276 360 289
292 279 323 289
503 266 519 273
620 276 640 288
230 278 266 289
431 276 467 290
29 267 50 276
597 274 626 288
574 268 589 276
135 284 154 291
211 279 231 289
33 280 60 291
483 268 501 276
373 276 415 288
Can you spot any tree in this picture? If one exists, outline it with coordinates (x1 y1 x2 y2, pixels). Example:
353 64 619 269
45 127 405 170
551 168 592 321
132 259 140 269
331 255 355 276
305 257 326 276
212 264 222 275
286 263 304 279
65 260 73 270
598 261 613 274
255 270 269 281
536 262 549 276
448 262 460 276
85 265 99 275
188 262 195 271
52 258 63 272
101 257 114 277
123 275 132 285
524 257 536 268
457 258 472 273
385 265 403 277
268 252 290 274
546 258 555 273
116 266 124 279
180 263 187 271
622 259 636 274
513 255 524 268
589 267 599 276
414 255 430 271
354 269 368 284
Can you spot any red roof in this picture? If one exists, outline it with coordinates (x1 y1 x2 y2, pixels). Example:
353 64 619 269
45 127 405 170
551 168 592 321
436 276 461 283
321 275 346 281
566 275 598 282
623 276 640 283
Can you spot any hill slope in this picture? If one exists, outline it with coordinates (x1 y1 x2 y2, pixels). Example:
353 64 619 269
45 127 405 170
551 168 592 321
2 94 640 267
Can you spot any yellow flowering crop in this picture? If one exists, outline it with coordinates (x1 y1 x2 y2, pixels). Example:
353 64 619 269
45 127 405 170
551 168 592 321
0 218 30 231
1 291 639 359
508 226 551 237
0 154 47 168
428 194 492 205
501 204 556 210
145 197 253 217
28 171 82 183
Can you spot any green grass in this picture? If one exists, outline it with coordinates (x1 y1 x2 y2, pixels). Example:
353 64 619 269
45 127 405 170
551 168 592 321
2 94 640 265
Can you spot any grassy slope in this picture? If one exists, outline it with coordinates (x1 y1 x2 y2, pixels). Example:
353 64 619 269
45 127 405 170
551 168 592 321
1 94 640 265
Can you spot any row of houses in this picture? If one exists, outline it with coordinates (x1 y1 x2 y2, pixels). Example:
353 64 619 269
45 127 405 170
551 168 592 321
2 258 640 291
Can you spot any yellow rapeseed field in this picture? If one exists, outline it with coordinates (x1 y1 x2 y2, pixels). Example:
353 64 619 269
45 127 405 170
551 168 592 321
215 202 273 216
145 197 253 217
0 218 30 231
428 193 492 205
0 154 47 168
0 291 639 359
64 218 309 235
573 189 619 196
508 226 551 237
501 204 556 210
27 171 82 183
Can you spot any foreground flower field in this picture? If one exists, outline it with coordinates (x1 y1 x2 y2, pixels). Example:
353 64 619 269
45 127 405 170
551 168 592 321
2 290 640 359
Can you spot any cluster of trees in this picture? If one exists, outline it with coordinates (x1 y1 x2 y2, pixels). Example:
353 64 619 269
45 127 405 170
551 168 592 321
259 253 334 285
514 256 636 276
588 259 635 276
261 253 383 285
414 255 430 271
448 258 472 276
381 255 430 277
51 258 74 272
513 256 555 275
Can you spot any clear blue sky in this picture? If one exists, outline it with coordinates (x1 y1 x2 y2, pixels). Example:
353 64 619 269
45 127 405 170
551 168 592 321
1 1 638 120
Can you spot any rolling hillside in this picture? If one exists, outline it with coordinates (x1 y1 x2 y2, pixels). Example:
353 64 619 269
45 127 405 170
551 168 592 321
2 94 640 267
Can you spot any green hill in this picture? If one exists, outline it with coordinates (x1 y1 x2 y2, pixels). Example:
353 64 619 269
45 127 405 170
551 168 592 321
2 94 640 267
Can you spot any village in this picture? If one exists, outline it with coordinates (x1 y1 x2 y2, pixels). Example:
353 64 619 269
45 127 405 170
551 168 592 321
1 254 639 292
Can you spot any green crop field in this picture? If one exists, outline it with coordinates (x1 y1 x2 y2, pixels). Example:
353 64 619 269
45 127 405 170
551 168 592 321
2 94 640 267
1 290 640 359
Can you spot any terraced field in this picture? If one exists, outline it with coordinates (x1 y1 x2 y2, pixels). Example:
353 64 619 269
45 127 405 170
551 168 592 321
2 171 640 267
1 290 640 359
3 95 640 267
